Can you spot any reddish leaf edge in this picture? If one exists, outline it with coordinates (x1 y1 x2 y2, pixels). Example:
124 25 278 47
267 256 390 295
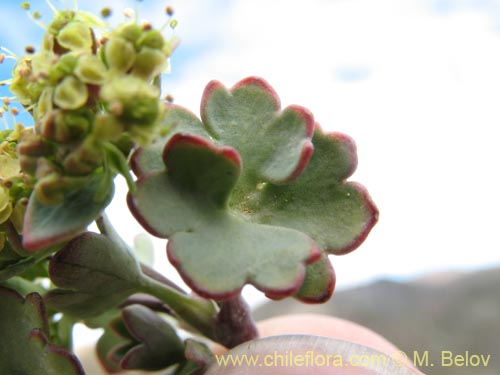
167 235 321 301
21 198 75 252
0 287 85 375
314 126 379 255
162 133 242 169
29 329 86 375
295 259 336 304
127 133 242 239
130 104 208 177
0 287 50 335
200 77 281 124
269 104 315 184
329 181 379 256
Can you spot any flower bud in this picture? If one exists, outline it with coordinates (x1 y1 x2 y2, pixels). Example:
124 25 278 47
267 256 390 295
100 76 160 124
34 173 65 205
137 29 165 49
0 186 13 224
119 23 143 44
74 54 107 85
54 75 88 110
132 47 167 81
17 135 53 158
35 158 60 180
63 139 103 175
92 113 124 141
104 37 135 72
56 21 93 52
10 197 28 233
34 87 53 121
50 53 79 83
45 110 90 143
19 155 38 176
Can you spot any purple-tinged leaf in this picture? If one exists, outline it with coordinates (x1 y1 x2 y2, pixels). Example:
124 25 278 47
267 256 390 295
45 232 142 318
98 305 185 372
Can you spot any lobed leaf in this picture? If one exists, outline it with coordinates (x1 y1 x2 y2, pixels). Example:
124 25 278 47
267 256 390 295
201 77 314 185
245 129 378 254
0 286 85 375
129 133 319 300
129 77 377 302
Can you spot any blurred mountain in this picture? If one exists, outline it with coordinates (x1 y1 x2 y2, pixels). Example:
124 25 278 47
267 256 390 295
253 267 500 375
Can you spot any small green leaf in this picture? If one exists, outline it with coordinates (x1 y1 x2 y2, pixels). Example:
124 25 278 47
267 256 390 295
23 170 114 251
0 286 85 375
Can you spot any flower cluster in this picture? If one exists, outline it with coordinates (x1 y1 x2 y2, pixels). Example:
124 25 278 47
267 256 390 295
9 4 177 204
0 124 32 250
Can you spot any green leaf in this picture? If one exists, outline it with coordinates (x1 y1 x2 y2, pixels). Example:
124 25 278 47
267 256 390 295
129 134 319 299
201 77 314 185
130 104 211 177
45 232 142 318
129 77 377 303
0 286 85 375
22 170 114 251
246 130 379 254
0 245 55 282
294 254 335 303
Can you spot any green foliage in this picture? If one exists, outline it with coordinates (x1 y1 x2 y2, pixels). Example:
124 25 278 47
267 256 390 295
129 77 377 301
0 286 84 375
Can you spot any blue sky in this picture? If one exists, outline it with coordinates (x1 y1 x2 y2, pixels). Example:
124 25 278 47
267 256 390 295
2 0 500 300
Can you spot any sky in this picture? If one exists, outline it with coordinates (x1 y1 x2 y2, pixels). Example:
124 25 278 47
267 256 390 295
1 0 500 305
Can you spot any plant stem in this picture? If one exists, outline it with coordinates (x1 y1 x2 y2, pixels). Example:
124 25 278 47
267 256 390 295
214 295 258 348
139 274 218 341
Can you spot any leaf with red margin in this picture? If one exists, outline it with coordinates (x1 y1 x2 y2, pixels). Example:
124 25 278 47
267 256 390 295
0 286 85 375
201 77 314 185
129 77 377 304
128 133 319 300
244 128 378 255
294 254 335 303
131 105 211 177
22 170 114 252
